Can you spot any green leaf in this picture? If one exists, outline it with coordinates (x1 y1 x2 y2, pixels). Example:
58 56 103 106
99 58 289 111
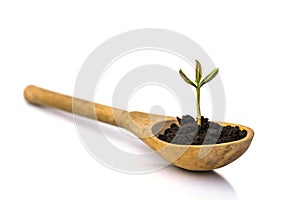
200 68 219 87
179 69 196 87
195 60 202 83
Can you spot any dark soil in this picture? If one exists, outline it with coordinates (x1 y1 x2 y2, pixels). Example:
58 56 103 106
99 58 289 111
157 115 247 145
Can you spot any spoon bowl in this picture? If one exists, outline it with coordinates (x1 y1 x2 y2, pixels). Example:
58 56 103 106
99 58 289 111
24 85 254 171
123 111 254 171
150 120 254 170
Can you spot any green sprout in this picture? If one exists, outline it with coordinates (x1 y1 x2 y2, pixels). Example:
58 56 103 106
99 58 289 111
179 60 219 126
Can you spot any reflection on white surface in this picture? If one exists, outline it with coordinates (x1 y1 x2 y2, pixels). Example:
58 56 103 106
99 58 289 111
157 166 237 200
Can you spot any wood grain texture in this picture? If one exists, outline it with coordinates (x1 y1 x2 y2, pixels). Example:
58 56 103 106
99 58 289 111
24 85 254 171
24 85 128 126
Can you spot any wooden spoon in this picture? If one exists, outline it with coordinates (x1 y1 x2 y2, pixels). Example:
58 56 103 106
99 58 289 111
24 85 254 171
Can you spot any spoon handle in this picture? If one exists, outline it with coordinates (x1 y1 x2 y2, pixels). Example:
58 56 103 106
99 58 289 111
24 85 128 127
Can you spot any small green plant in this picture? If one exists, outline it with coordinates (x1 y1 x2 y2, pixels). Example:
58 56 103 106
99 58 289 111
179 60 219 126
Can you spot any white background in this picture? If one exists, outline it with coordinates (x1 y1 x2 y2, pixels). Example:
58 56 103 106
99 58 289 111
1 0 300 199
